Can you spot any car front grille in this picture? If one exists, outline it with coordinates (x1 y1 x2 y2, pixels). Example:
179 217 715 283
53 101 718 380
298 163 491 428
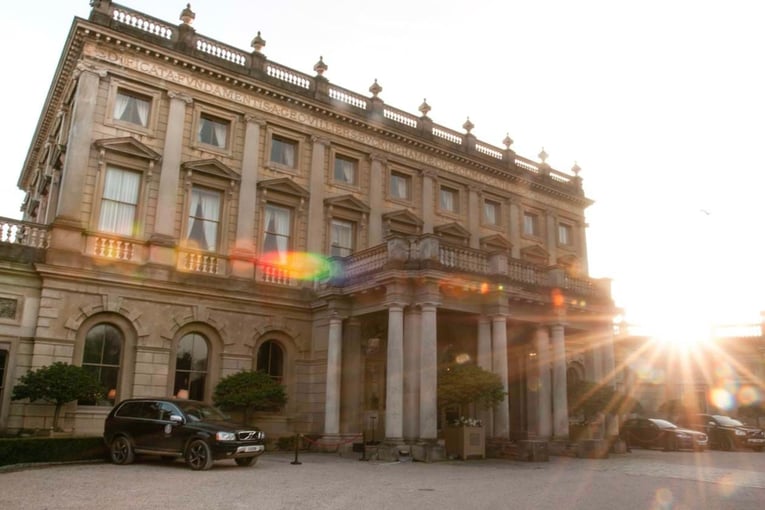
237 430 264 441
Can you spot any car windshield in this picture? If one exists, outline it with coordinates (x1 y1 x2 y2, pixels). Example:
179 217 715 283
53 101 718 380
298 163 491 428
177 401 229 422
713 415 744 427
650 419 678 429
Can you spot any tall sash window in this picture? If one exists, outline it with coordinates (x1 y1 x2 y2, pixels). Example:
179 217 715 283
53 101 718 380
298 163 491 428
262 204 292 262
187 187 221 251
98 167 140 236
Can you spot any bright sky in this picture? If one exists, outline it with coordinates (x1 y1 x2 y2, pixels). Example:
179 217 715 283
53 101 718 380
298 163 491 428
2 1 764 336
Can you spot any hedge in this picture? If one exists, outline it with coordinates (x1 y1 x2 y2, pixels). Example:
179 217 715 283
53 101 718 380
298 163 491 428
0 436 106 467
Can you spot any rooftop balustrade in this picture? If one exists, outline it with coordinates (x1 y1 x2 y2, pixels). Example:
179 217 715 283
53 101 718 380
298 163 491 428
90 1 583 197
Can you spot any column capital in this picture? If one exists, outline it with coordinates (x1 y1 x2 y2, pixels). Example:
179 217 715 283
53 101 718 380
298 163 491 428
244 113 266 126
167 90 194 104
75 60 108 79
311 135 331 147
421 167 438 179
368 152 388 164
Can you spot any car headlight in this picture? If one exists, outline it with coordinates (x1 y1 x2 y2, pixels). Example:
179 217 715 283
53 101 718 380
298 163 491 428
216 431 236 441
735 430 746 436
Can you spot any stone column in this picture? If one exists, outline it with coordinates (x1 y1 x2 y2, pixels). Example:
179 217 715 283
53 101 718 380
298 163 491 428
323 314 343 435
419 303 438 440
477 316 493 436
230 115 264 278
403 307 421 441
421 169 435 234
508 201 521 260
491 315 510 438
535 327 552 438
551 323 569 438
56 63 105 223
385 303 405 441
468 186 480 249
367 154 385 245
307 137 329 254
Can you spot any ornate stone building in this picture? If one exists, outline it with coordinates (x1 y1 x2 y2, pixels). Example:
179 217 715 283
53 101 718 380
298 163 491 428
0 1 616 456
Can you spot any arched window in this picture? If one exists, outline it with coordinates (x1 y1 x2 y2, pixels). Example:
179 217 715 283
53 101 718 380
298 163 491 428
257 341 284 382
174 333 209 401
82 324 123 405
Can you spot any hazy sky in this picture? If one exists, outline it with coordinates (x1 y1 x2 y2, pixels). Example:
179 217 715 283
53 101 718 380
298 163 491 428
2 1 764 336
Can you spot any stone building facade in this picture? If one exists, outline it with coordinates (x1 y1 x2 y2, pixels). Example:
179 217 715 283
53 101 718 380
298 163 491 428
0 1 616 454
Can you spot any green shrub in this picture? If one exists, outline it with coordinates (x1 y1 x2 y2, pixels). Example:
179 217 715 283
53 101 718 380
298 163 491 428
0 436 106 467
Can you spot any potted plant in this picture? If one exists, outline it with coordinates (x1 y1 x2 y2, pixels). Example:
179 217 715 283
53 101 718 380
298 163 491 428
437 361 505 459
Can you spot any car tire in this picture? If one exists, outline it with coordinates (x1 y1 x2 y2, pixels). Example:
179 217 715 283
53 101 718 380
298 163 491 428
186 439 214 470
235 456 257 467
110 436 135 465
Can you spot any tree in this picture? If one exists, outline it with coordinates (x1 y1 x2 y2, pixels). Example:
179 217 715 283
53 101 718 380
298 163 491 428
567 380 643 423
213 370 287 424
12 362 104 430
437 362 506 421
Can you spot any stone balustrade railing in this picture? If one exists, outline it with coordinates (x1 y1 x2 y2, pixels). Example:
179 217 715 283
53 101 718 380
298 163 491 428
0 218 49 248
91 1 583 195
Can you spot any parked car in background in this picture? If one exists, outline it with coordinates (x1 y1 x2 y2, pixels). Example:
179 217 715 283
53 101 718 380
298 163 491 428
678 414 765 452
619 417 708 451
104 398 266 470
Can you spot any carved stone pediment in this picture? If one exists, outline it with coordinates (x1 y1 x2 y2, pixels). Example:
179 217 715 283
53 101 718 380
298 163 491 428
257 177 309 197
324 194 370 213
181 159 240 181
434 222 471 240
382 209 423 236
94 136 161 162
521 244 549 265
480 234 512 252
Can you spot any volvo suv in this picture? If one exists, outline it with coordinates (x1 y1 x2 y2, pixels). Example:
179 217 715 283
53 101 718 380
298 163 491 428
104 398 266 470
679 414 765 452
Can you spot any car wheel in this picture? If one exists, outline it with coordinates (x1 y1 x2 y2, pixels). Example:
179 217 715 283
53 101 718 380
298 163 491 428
186 439 214 470
110 436 135 465
235 456 257 467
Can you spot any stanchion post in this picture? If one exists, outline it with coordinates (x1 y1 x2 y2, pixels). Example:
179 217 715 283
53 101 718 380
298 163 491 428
291 433 302 465
359 429 368 461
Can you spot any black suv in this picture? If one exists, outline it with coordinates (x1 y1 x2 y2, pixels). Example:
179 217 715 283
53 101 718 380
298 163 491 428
104 398 266 470
680 414 765 452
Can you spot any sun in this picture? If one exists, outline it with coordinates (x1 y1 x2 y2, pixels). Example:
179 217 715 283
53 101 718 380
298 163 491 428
625 307 714 351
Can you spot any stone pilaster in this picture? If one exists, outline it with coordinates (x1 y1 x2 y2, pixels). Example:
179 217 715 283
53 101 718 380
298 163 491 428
307 137 329 253
468 185 480 249
421 168 436 234
508 201 521 259
56 63 105 223
367 154 386 245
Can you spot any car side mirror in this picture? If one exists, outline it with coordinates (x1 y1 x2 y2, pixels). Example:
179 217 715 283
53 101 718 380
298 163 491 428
170 414 184 425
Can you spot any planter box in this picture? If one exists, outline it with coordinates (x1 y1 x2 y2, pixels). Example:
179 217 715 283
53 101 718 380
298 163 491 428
444 426 485 460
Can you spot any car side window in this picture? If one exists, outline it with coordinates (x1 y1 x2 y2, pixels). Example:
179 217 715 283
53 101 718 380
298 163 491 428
116 401 144 418
158 402 177 421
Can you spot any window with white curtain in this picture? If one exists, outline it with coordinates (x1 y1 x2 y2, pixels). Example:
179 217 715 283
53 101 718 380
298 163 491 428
113 89 150 127
186 186 221 251
262 204 292 262
270 135 297 168
558 223 573 245
440 187 458 212
98 166 140 236
330 219 354 257
198 114 229 148
333 155 357 184
484 200 500 225
390 172 410 200
524 212 540 236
